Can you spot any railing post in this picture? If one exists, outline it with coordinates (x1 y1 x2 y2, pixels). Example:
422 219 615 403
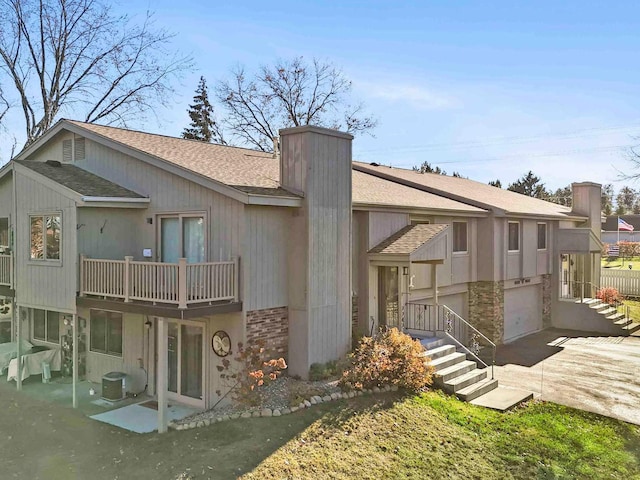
124 256 133 303
178 258 187 309
233 256 240 302
580 282 584 303
79 254 86 297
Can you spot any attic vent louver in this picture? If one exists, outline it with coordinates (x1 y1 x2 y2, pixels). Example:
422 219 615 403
62 139 72 162
46 160 62 167
74 137 85 160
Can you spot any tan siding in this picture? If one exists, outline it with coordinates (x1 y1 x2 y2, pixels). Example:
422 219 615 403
368 211 409 249
0 175 13 220
77 208 144 260
15 170 77 312
70 140 244 264
522 220 537 277
205 312 243 408
80 308 150 393
243 206 289 311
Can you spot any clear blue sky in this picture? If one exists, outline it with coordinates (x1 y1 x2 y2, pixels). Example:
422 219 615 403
6 1 640 190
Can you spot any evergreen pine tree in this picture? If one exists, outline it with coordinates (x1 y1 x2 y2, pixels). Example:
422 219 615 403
182 76 224 143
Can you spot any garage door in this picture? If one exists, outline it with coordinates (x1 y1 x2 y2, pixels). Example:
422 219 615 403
504 285 542 342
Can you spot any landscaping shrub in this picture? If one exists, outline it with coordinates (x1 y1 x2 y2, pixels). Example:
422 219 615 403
309 360 340 381
597 287 624 305
339 327 434 392
216 340 287 407
619 241 640 258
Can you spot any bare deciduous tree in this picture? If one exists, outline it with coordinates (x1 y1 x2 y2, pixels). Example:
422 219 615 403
216 56 377 152
0 0 192 148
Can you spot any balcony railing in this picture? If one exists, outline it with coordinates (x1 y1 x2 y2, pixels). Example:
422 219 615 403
0 253 12 287
80 255 239 309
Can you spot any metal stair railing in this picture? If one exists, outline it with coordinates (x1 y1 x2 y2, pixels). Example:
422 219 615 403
405 303 496 379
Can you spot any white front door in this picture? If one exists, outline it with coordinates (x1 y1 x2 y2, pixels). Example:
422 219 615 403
167 320 205 407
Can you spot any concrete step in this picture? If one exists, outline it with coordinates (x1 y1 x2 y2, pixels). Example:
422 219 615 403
470 387 534 411
621 322 640 333
606 312 626 321
434 360 477 384
583 298 600 305
430 352 467 371
614 316 632 325
420 337 446 350
590 302 608 310
456 378 499 402
443 368 487 393
598 307 617 316
423 344 456 361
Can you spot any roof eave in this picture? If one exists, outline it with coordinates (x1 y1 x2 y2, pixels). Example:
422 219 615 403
247 194 302 207
79 196 150 209
352 201 487 217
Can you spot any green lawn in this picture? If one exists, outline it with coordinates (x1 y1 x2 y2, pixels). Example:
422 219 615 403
602 257 640 270
240 391 640 480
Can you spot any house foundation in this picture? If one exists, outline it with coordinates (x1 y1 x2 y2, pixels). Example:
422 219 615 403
468 281 504 344
246 307 289 359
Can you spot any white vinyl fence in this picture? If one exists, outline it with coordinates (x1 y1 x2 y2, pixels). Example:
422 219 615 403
600 269 640 297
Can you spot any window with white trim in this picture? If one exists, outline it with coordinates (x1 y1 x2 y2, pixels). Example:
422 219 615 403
508 221 520 252
29 214 61 260
453 221 468 253
537 223 547 250
33 309 60 343
0 218 8 248
90 310 123 356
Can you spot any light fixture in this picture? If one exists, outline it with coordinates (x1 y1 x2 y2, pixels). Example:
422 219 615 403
402 266 409 275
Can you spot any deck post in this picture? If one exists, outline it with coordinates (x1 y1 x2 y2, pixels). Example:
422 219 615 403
72 313 78 409
178 258 187 309
157 317 168 433
233 256 240 302
79 254 86 296
431 264 438 306
124 256 133 303
15 303 22 391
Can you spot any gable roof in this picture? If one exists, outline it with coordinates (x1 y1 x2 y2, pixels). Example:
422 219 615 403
353 171 485 214
369 224 448 254
16 160 145 199
353 162 579 219
16 120 579 218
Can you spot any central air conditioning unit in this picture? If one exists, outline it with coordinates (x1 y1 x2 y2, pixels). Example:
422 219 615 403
102 371 127 402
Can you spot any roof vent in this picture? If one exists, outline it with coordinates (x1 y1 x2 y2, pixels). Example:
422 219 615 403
370 162 380 167
45 160 62 168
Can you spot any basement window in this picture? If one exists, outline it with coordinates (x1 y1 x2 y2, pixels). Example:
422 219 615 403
90 310 123 356
33 309 60 344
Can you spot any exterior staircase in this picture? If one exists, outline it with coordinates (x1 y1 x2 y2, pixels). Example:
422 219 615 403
420 336 499 401
576 297 640 336
424 337 499 401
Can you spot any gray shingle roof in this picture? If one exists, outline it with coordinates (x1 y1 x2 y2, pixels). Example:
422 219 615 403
16 160 145 198
354 162 575 218
369 224 448 254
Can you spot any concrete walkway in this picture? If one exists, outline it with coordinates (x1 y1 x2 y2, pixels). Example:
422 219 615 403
494 328 640 425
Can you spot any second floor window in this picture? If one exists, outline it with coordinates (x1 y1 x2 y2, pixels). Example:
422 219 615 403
508 222 520 252
453 222 468 253
159 214 205 263
0 218 8 249
30 214 61 260
537 223 547 250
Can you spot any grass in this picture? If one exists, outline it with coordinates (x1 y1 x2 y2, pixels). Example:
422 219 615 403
602 256 640 270
240 391 640 480
1 378 639 479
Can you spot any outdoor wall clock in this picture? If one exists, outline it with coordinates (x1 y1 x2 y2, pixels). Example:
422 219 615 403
211 330 231 357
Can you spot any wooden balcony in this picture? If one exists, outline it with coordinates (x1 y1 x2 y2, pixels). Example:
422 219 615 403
79 255 239 309
0 253 12 288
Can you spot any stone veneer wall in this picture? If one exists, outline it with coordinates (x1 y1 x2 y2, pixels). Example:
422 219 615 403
542 274 552 329
468 281 504 344
246 307 289 358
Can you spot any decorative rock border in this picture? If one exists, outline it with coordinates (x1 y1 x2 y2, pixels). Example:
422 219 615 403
170 385 399 431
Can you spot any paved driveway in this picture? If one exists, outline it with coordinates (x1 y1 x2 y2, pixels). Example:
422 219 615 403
494 328 640 425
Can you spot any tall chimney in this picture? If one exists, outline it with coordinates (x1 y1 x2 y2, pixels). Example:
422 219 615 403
280 125 353 378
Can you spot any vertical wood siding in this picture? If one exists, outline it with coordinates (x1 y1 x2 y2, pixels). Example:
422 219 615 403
243 206 289 311
367 212 409 249
0 175 13 219
15 170 77 313
31 139 245 266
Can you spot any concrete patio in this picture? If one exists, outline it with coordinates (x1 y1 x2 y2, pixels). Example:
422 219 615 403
494 328 640 425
